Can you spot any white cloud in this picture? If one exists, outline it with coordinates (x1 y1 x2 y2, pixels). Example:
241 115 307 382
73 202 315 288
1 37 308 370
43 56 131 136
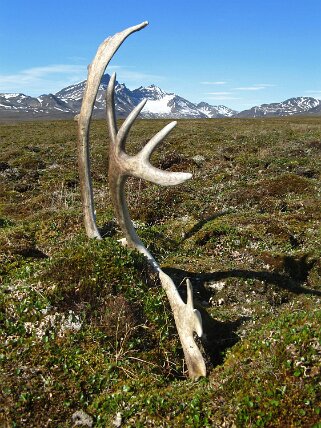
0 63 165 95
235 86 265 91
21 64 87 77
0 64 87 95
234 84 276 91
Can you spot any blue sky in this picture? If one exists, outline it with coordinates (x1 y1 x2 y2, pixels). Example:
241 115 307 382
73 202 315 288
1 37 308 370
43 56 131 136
1 0 320 111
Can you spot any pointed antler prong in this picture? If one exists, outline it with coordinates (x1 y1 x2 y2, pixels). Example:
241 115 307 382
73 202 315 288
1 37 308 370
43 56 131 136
186 278 194 309
139 121 177 161
106 72 118 141
106 75 191 186
186 278 203 338
117 99 147 150
133 164 192 186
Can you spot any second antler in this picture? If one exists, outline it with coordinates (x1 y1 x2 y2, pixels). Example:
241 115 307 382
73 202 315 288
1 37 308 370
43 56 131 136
77 22 206 379
106 73 191 268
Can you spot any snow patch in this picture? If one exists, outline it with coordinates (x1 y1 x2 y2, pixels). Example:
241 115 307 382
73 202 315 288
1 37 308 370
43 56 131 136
2 93 21 99
143 94 175 114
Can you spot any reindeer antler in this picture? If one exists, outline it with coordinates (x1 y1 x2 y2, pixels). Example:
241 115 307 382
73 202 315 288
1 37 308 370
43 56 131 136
77 22 206 379
77 21 148 239
106 73 192 266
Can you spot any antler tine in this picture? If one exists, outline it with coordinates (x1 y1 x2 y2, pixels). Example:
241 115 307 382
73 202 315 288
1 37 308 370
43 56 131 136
132 163 192 186
186 278 194 310
106 73 118 141
186 278 203 338
106 73 148 151
117 99 147 151
139 121 177 161
106 89 191 186
133 120 192 185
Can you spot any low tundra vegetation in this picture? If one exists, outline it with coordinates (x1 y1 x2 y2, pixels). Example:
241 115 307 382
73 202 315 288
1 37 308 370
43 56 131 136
0 117 321 426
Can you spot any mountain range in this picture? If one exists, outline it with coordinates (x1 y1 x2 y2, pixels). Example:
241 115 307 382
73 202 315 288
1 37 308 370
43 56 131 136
0 74 320 120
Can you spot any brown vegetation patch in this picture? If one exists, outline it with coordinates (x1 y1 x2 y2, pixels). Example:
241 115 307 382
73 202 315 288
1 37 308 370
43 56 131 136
232 173 314 206
93 294 144 340
261 252 316 283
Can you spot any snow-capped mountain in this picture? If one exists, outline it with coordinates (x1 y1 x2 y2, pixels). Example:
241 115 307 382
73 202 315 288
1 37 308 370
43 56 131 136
55 74 138 116
0 74 234 120
237 97 321 118
196 102 237 118
1 76 321 120
0 92 73 118
130 85 209 118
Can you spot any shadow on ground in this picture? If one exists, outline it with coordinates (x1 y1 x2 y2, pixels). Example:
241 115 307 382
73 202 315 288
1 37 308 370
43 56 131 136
163 259 321 368
182 210 231 241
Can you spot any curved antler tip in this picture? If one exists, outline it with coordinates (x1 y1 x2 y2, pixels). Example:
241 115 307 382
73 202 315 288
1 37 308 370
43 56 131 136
141 170 192 187
167 121 177 131
183 172 193 181
186 278 193 304
131 21 149 32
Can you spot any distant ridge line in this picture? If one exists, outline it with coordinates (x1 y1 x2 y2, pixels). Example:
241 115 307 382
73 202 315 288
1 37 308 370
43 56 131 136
0 74 320 120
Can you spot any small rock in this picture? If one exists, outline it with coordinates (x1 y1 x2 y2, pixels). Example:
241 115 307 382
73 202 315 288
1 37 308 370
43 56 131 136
112 412 122 427
2 167 21 180
192 155 205 166
72 410 93 427
206 280 225 292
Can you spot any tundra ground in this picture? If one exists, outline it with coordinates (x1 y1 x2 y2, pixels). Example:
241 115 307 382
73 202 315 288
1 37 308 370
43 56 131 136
0 117 321 427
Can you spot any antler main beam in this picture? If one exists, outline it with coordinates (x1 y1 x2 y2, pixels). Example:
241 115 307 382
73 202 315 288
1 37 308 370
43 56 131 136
76 22 206 379
77 21 148 238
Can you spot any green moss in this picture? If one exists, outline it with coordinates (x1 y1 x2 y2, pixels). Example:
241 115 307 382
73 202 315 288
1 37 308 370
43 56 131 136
220 306 321 426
